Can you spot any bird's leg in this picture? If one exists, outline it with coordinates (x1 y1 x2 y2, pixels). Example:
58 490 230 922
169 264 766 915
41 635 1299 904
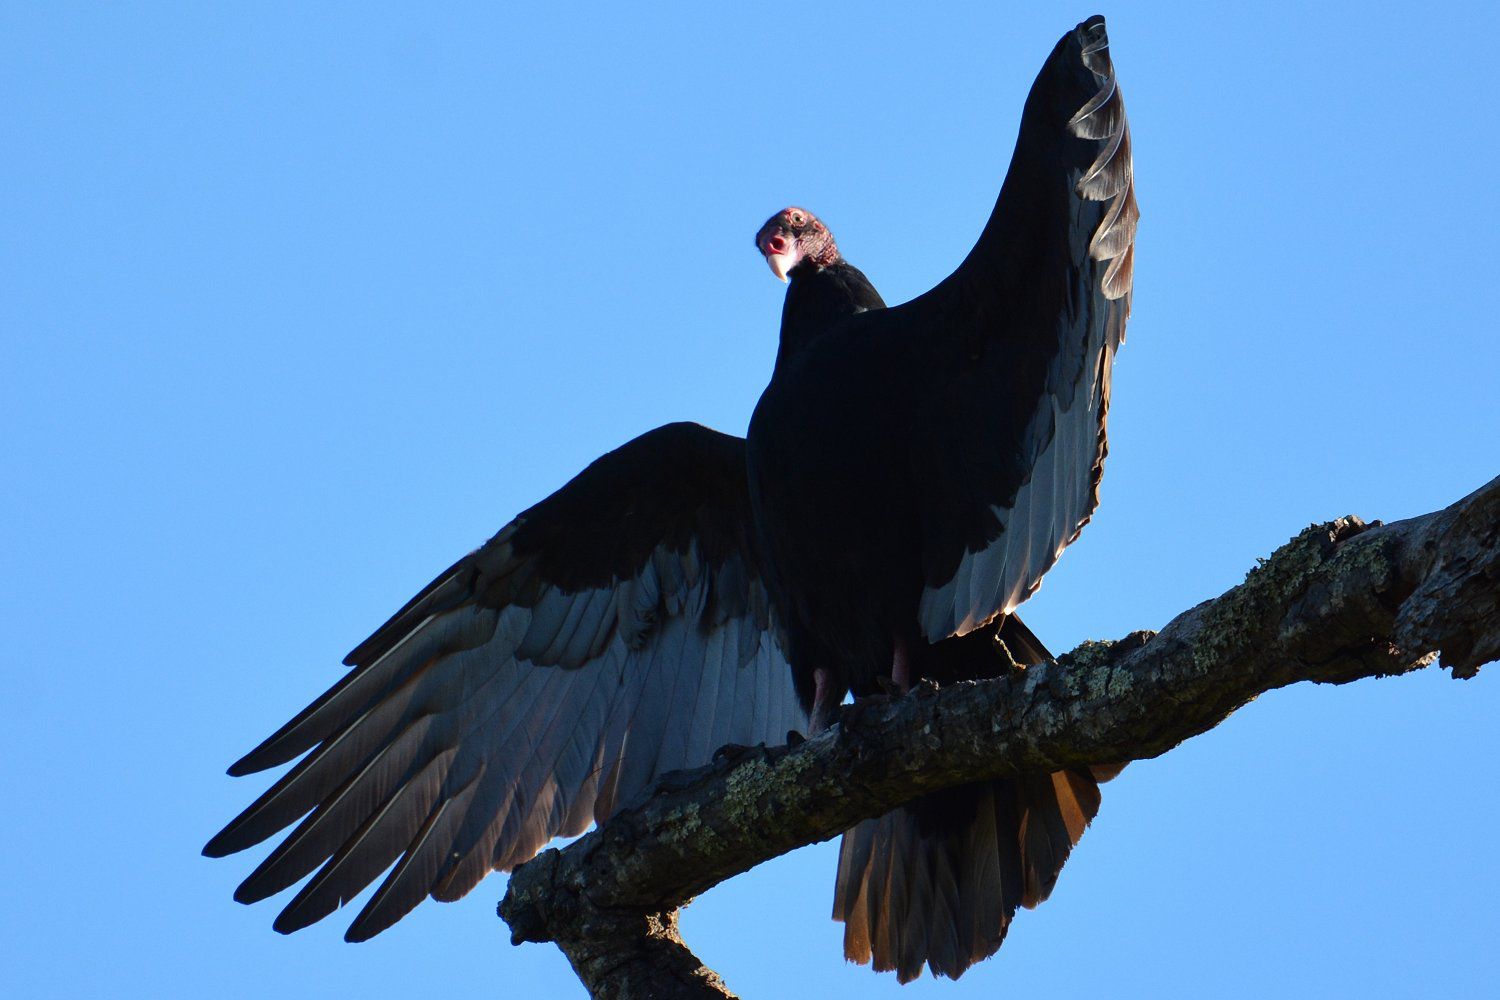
808 667 836 734
891 636 913 692
875 637 915 698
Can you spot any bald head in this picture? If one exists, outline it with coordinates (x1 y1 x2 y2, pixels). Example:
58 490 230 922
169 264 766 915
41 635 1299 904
754 207 840 282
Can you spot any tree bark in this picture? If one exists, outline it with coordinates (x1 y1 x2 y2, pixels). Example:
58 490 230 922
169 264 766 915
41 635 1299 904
499 475 1500 1000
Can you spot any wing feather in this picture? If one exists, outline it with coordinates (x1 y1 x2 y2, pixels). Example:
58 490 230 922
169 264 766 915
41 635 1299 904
345 765 485 942
208 423 805 938
911 16 1136 640
272 746 459 933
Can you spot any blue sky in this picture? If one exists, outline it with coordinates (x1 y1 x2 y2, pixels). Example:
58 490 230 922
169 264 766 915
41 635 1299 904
4 4 1497 998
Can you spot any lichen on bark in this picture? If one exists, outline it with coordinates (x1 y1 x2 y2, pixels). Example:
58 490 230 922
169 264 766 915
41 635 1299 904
499 475 1499 1000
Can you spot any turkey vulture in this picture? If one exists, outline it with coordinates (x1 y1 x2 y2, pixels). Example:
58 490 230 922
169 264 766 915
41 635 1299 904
754 205 1112 982
746 14 1135 980
205 11 1134 983
201 308 1060 948
202 411 1070 950
748 13 1134 715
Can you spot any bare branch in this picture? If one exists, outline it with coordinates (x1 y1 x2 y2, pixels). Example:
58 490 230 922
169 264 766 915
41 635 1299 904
499 475 1500 999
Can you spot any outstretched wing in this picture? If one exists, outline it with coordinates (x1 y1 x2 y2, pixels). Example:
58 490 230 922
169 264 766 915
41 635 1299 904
204 422 804 941
903 15 1137 640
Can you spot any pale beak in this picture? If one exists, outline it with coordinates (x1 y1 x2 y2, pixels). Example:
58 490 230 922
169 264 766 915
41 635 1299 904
765 247 801 282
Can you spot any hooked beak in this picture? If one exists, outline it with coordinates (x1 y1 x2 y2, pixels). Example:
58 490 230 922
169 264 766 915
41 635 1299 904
764 248 800 282
760 232 801 283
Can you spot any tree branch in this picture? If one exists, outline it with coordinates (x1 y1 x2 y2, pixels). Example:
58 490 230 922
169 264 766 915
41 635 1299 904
499 475 1500 999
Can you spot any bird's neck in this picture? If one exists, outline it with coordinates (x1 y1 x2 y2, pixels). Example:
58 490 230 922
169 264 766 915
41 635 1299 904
773 260 885 372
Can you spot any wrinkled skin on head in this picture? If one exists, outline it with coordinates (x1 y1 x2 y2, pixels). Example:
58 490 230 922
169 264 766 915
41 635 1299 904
754 206 840 281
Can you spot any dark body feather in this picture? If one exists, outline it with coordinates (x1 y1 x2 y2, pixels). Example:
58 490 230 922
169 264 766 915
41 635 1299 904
748 15 1135 703
774 258 887 373
747 16 1135 981
772 260 1109 983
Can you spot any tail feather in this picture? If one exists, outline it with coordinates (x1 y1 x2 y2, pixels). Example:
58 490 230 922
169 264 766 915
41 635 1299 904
833 769 1102 982
833 609 1116 980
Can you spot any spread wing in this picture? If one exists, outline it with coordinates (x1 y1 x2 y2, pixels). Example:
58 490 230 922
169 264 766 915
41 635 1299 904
204 422 804 941
903 16 1137 640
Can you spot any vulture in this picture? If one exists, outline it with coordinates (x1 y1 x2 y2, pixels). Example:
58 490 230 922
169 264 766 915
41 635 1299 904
745 14 1136 980
205 13 1135 985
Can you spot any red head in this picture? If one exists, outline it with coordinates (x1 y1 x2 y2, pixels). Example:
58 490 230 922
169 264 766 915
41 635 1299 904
754 207 840 282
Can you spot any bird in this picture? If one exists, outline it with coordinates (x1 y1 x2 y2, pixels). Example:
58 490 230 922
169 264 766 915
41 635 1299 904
199 244 1067 954
754 201 1117 982
748 14 1133 749
746 14 1135 981
205 11 1134 983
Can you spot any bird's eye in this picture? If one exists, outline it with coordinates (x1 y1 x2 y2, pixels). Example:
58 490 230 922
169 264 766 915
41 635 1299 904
790 212 805 226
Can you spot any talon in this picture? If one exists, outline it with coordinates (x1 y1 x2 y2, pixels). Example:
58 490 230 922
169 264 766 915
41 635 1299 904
713 742 753 765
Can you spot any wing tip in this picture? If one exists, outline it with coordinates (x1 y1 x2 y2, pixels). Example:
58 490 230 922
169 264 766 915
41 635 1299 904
1074 14 1107 44
232 878 267 906
201 823 252 860
343 920 379 944
225 753 263 779
272 881 337 936
1066 14 1137 306
271 911 306 936
204 808 264 858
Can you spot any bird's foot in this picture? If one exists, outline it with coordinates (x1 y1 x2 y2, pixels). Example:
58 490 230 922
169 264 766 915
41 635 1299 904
712 741 770 770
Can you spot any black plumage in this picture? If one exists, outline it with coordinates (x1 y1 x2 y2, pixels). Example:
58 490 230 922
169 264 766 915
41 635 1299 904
830 621 1109 982
206 412 1062 947
751 208 1110 980
206 422 808 941
207 14 1135 983
748 15 1135 708
746 15 1135 981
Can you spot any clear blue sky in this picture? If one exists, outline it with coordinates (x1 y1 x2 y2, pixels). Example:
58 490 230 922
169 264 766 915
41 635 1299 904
4 4 1496 998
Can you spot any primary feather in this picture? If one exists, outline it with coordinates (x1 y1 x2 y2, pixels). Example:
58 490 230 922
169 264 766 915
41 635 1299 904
206 423 806 941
